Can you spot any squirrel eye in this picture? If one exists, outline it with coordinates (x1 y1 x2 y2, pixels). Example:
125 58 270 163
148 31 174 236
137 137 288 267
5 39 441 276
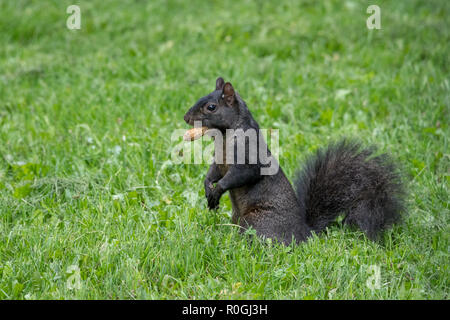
207 104 217 112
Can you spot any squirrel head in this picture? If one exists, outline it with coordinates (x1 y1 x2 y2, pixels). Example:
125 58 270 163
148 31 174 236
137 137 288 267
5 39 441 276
184 77 241 130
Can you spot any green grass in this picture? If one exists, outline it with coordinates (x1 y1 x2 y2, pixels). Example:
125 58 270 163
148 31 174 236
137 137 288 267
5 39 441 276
0 0 448 299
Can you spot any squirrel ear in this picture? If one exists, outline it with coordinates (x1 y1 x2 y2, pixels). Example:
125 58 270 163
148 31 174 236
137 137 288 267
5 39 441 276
215 77 225 91
222 82 235 106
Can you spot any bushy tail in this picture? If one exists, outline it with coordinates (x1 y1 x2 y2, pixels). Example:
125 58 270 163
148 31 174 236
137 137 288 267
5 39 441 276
294 140 406 240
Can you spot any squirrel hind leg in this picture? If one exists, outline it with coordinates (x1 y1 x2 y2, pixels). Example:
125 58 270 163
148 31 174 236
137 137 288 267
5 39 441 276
240 211 311 245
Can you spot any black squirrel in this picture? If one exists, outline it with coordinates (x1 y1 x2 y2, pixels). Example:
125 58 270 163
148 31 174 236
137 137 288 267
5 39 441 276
183 77 405 245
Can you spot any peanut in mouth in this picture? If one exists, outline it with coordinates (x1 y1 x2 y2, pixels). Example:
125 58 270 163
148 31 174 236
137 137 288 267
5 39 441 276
183 126 208 141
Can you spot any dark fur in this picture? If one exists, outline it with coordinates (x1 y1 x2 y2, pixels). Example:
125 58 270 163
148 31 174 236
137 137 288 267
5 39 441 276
184 77 405 245
294 140 405 240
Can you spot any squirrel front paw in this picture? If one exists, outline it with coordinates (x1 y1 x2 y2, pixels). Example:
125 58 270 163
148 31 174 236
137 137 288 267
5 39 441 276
206 184 223 210
204 180 214 200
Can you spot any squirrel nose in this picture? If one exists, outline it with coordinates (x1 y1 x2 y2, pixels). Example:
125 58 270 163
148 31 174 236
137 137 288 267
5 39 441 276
184 113 190 124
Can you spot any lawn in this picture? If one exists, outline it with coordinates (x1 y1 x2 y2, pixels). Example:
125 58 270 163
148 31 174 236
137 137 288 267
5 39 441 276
0 0 448 299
